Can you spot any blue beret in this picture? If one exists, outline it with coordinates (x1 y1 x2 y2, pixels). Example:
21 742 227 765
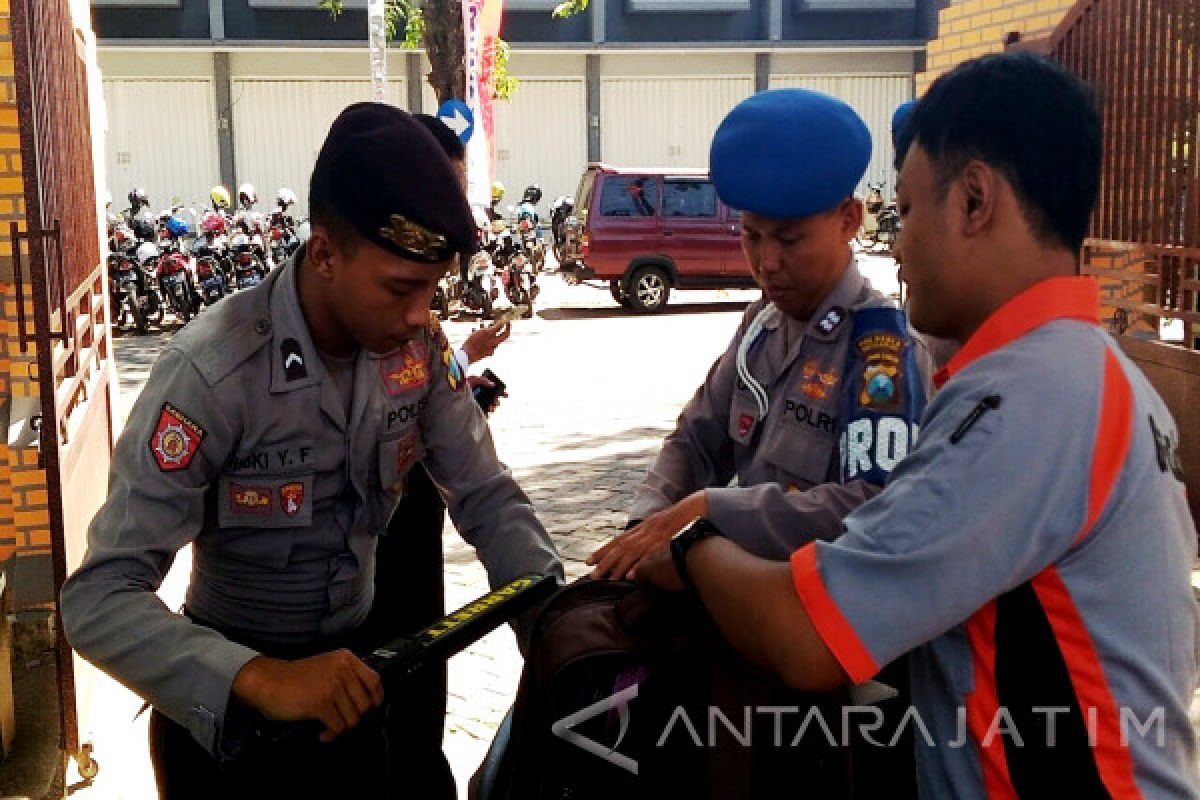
310 102 475 262
709 89 871 219
891 99 918 150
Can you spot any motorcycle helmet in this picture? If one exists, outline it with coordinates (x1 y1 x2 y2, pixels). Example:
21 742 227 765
522 184 542 205
491 181 505 203
135 241 160 266
276 188 297 210
238 183 258 210
165 215 190 237
131 208 157 241
128 187 148 211
201 210 226 234
210 185 232 209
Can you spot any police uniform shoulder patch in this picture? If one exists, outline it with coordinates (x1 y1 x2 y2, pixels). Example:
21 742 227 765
855 332 906 412
150 403 206 472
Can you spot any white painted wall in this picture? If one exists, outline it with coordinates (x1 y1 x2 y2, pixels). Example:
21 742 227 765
102 79 221 210
769 73 911 197
229 79 407 215
601 76 753 169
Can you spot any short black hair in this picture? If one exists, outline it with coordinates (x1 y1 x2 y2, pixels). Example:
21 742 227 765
897 52 1101 253
308 192 360 255
414 113 466 162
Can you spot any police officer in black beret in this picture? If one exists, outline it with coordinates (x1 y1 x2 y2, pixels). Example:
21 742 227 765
60 102 564 797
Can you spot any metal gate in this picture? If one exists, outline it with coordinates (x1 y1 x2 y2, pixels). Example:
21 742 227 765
12 0 114 773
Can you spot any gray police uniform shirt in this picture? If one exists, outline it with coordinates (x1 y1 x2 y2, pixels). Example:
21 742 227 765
791 277 1199 797
628 259 934 558
60 257 564 757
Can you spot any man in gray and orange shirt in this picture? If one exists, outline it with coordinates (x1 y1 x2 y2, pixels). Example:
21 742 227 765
638 52 1199 796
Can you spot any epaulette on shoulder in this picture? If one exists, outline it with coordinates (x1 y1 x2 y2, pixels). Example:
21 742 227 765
170 293 273 387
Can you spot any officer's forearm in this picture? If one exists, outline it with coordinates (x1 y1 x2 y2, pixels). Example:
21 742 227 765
685 537 847 691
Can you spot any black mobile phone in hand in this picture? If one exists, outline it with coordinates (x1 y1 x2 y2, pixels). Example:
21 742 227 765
472 368 506 411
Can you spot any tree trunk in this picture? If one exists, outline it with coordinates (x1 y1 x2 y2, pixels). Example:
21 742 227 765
423 0 465 105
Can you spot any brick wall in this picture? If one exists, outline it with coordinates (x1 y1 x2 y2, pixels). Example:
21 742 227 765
917 0 1077 94
0 0 54 605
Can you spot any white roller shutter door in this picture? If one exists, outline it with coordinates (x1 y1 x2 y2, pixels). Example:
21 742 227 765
493 79 587 210
770 74 911 198
102 80 220 211
600 77 753 169
231 79 406 216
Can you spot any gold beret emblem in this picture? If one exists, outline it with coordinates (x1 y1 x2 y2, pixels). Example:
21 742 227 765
379 213 449 260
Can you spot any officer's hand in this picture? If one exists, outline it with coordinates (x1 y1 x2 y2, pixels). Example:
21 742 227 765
466 374 507 413
632 545 685 592
463 321 511 363
231 649 385 742
587 491 708 581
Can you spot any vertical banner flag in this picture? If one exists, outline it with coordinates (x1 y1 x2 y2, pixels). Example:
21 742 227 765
462 0 504 209
367 0 387 103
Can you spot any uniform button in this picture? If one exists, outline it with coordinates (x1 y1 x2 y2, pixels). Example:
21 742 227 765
254 319 271 335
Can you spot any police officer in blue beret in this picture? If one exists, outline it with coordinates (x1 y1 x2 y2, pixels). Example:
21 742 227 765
590 88 930 796
61 102 564 797
592 88 933 572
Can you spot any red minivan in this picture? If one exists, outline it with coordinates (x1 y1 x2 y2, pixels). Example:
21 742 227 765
559 164 754 312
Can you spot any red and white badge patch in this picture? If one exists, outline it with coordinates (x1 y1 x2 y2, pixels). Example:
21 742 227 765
150 403 205 472
379 341 429 395
280 482 305 517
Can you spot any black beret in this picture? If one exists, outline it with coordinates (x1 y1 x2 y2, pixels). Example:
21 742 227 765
310 102 475 263
414 113 466 162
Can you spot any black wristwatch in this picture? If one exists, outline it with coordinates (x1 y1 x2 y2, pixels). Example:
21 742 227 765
670 518 721 595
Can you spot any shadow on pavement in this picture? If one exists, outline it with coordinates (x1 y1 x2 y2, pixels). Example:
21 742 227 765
442 436 662 568
538 299 752 321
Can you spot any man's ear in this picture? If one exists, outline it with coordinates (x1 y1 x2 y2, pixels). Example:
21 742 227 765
838 197 864 241
305 227 338 280
958 161 997 238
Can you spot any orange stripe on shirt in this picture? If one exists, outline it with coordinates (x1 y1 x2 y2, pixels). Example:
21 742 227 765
965 601 1019 800
1028 348 1141 798
1032 567 1143 799
790 544 879 685
1077 347 1135 546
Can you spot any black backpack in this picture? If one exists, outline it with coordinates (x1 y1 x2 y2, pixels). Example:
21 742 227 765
475 579 861 800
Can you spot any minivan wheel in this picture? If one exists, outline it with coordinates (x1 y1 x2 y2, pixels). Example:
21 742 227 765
627 266 670 313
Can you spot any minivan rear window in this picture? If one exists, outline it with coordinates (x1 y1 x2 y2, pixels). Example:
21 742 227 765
599 176 659 217
663 179 717 218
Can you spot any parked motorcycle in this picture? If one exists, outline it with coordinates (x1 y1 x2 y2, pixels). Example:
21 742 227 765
268 188 301 266
856 182 901 252
461 251 495 320
497 250 538 318
195 208 234 286
157 238 199 325
107 221 150 332
230 230 268 290
129 240 166 333
512 201 545 275
549 195 574 265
